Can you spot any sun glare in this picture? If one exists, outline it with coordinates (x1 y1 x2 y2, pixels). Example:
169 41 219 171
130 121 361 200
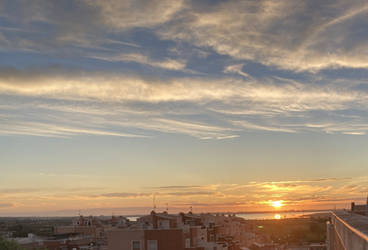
274 214 281 219
271 200 283 208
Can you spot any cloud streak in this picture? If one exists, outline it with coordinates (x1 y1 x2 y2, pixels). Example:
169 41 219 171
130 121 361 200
1 67 368 138
90 53 187 71
0 69 361 106
2 176 366 214
0 203 13 208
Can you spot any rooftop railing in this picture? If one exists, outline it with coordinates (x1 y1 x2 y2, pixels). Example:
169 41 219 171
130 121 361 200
329 211 368 250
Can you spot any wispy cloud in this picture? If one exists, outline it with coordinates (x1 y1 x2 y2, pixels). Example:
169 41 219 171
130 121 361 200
0 120 148 138
0 203 13 208
0 69 360 106
165 191 214 196
89 191 214 199
85 0 183 30
232 120 296 133
1 176 366 214
95 192 152 198
2 1 368 72
158 0 368 71
224 64 251 78
90 53 187 71
154 185 203 189
1 68 368 138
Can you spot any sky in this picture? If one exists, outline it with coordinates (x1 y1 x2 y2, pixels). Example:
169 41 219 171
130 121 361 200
0 0 368 216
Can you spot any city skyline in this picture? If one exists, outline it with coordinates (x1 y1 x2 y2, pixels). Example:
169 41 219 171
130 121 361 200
1 0 368 216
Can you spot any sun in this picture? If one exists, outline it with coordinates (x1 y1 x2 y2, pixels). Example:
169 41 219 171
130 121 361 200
271 200 283 208
274 214 281 220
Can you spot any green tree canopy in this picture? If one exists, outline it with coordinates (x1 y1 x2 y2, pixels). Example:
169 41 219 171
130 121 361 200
0 236 24 250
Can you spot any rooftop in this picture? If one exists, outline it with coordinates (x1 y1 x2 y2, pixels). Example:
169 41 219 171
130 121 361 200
333 211 368 238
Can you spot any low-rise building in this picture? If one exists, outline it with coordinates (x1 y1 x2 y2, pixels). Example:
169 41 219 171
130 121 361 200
351 194 368 216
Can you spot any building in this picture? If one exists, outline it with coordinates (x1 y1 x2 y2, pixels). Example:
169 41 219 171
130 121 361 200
14 211 250 249
107 228 184 250
107 211 244 250
351 194 368 216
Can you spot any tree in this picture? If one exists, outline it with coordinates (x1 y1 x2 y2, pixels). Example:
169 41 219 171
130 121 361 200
0 236 24 250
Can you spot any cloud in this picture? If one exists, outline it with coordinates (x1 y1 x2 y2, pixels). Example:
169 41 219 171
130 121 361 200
0 68 360 107
90 53 186 71
0 120 148 138
304 122 368 135
91 191 214 199
158 0 368 71
0 203 13 208
147 118 235 139
224 64 251 78
165 191 214 196
342 131 366 135
2 1 368 73
232 120 296 133
84 0 183 30
154 185 203 190
1 67 368 138
96 192 152 198
174 201 249 208
1 177 366 214
0 0 182 56
1 1 368 216
0 188 41 194
0 103 236 139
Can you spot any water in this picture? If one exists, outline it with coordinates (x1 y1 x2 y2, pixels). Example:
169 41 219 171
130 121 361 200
127 211 328 221
126 216 140 221
236 211 328 220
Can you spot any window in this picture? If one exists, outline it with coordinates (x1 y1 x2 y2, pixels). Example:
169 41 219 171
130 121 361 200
147 240 158 250
132 240 141 250
185 238 191 248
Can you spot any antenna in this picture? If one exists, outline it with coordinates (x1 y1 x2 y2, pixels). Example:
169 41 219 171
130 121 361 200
153 193 156 212
190 206 193 213
166 203 169 213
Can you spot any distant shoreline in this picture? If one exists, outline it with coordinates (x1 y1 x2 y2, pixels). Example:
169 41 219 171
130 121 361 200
0 209 336 219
